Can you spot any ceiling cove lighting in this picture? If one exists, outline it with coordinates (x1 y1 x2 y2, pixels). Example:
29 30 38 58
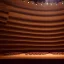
22 0 64 6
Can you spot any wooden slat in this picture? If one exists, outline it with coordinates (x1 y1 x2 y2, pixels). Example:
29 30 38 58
7 5 64 16
9 12 64 21
0 0 64 52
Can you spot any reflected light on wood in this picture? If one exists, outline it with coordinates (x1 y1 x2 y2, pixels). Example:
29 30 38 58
0 53 64 59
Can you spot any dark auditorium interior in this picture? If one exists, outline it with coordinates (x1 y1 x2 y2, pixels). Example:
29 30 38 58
0 0 64 59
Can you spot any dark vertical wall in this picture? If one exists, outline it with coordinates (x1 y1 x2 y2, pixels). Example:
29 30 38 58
0 1 9 44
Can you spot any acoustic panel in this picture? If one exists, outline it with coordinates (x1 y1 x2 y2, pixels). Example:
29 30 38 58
0 0 64 55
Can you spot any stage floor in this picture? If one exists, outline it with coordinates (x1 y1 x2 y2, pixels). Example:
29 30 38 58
0 52 64 59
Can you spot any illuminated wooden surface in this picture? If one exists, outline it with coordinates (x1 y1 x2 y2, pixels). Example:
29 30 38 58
0 53 64 59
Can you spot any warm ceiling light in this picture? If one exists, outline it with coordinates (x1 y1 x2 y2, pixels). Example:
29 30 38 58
50 3 52 5
36 4 37 5
62 2 64 4
41 4 42 5
28 2 30 3
46 2 48 5
22 0 64 6
29 0 62 3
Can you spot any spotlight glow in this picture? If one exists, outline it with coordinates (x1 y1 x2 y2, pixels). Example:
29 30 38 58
62 2 63 4
50 3 52 5
41 4 42 5
46 2 48 5
36 4 37 5
28 2 30 3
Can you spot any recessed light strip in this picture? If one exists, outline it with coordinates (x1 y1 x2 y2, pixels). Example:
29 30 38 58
21 0 64 6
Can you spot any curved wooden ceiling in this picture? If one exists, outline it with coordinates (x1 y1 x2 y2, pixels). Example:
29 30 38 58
0 0 64 52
